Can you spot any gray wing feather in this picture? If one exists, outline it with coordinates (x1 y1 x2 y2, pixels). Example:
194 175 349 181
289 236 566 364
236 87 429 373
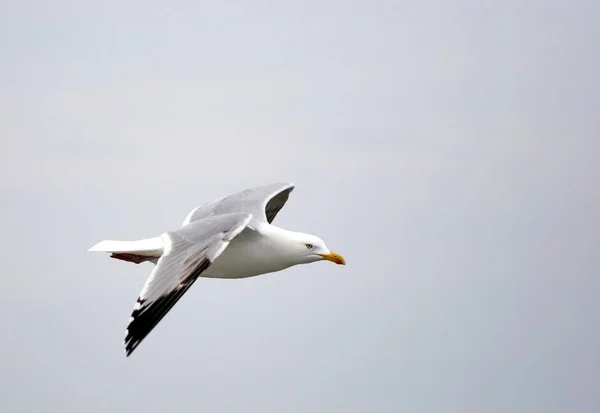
183 182 295 227
124 212 252 356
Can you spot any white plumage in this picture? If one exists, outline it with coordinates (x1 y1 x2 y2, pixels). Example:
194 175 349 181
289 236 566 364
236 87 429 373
88 182 346 356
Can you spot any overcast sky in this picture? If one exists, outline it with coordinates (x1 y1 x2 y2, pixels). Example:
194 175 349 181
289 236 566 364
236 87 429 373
1 1 599 412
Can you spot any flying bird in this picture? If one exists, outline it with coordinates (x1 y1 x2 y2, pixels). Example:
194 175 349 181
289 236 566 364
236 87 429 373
88 182 346 356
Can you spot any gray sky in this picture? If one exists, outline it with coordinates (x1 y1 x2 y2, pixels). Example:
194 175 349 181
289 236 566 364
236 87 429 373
1 1 599 412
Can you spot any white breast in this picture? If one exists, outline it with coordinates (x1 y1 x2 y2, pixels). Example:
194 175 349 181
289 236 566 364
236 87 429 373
202 226 297 279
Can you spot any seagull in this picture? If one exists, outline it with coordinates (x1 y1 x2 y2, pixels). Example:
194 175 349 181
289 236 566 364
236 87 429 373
88 182 346 356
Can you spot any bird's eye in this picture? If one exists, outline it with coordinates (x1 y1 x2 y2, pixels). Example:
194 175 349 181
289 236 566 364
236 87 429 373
305 243 313 249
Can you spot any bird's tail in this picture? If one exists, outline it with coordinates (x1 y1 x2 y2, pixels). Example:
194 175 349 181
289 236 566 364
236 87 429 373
88 236 164 264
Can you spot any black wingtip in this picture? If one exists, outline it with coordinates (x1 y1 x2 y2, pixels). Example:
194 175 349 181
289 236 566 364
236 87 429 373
123 297 146 357
124 337 137 357
122 259 210 357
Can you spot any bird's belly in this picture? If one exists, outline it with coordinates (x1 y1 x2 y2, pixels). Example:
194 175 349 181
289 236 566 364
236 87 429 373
201 234 291 279
202 255 267 279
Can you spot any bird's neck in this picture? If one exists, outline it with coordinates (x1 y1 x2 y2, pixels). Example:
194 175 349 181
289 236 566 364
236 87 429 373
259 224 300 249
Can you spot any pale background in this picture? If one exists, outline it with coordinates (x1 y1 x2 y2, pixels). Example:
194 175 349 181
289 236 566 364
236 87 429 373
1 1 599 412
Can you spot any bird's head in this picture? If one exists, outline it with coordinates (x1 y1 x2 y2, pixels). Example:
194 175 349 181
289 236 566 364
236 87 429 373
287 232 346 266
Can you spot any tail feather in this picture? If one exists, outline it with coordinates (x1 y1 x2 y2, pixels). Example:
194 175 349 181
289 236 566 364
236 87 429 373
88 237 164 264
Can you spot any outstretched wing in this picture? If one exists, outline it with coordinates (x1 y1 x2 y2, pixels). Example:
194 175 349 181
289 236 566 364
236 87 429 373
124 212 252 356
183 182 295 227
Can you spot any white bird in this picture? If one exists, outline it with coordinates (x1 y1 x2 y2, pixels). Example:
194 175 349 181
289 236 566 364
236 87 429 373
88 182 346 356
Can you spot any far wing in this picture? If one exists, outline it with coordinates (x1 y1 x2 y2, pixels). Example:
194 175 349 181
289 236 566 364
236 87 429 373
124 212 252 356
182 182 295 227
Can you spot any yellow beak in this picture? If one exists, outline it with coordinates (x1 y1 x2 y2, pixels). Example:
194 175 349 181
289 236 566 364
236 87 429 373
319 251 346 265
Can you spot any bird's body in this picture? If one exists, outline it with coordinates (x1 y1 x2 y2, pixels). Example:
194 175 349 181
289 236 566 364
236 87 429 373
203 225 304 279
88 182 345 356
